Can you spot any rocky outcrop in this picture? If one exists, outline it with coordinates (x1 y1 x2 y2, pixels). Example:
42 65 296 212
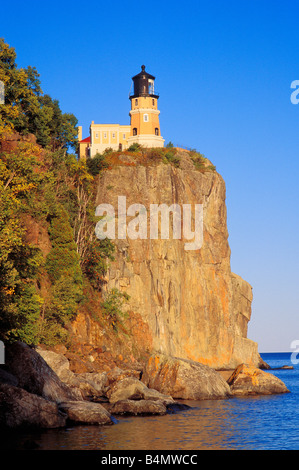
0 343 114 428
36 348 109 399
142 353 231 400
95 150 260 369
0 343 193 429
38 348 189 416
0 343 291 429
108 399 168 416
58 401 112 425
0 383 67 429
4 342 82 402
106 376 174 405
227 364 290 396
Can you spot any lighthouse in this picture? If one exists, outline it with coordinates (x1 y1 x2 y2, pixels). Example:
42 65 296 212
127 65 164 148
78 65 164 159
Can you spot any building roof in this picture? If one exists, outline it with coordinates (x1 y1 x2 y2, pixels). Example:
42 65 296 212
79 136 91 143
132 65 155 81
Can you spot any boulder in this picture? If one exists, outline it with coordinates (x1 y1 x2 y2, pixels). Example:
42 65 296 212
0 383 66 429
108 399 167 416
106 366 141 388
36 348 71 379
227 364 290 396
75 372 109 398
3 342 82 403
258 357 271 370
142 353 231 400
36 348 108 399
107 376 174 405
0 368 19 387
58 401 113 425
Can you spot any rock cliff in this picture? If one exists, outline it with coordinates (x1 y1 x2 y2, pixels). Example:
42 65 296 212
93 149 260 370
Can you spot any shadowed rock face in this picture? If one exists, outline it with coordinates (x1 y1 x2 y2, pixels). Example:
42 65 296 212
95 150 260 369
0 383 67 429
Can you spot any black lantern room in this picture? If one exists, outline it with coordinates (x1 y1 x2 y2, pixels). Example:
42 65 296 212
130 65 159 99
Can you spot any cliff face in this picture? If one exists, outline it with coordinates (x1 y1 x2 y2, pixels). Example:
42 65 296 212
94 150 260 370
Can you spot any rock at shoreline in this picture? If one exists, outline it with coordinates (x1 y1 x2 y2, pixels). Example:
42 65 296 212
0 343 292 429
227 364 290 396
3 342 82 403
0 384 67 429
108 399 168 416
107 376 174 405
0 343 115 429
142 353 231 400
58 401 113 425
36 347 109 399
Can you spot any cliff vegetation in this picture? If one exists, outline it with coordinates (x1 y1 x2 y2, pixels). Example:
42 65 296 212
0 39 116 347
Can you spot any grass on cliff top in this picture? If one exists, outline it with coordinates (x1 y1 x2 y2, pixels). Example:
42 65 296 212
87 144 216 174
189 150 216 172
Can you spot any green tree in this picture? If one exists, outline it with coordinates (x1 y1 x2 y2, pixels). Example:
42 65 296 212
41 206 84 345
101 288 130 331
0 38 78 151
0 142 44 343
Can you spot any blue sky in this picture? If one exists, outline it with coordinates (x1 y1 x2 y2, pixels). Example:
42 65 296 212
2 0 299 352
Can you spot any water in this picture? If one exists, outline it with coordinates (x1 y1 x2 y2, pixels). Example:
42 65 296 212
1 353 298 450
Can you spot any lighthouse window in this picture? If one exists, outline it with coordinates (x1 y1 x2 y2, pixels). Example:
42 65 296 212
152 99 155 106
135 99 138 106
143 114 149 122
133 128 137 136
148 80 154 94
155 128 159 136
112 133 115 139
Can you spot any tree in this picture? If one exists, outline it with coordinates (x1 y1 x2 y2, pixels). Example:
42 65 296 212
0 39 118 346
38 94 78 151
0 142 44 343
0 38 78 151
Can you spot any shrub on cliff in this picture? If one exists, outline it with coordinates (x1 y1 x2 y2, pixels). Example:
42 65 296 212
84 239 115 290
190 150 216 172
127 143 142 152
86 152 110 176
101 288 130 331
163 148 180 167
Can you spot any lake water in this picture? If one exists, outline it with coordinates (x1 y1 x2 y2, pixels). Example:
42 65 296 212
2 352 298 451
